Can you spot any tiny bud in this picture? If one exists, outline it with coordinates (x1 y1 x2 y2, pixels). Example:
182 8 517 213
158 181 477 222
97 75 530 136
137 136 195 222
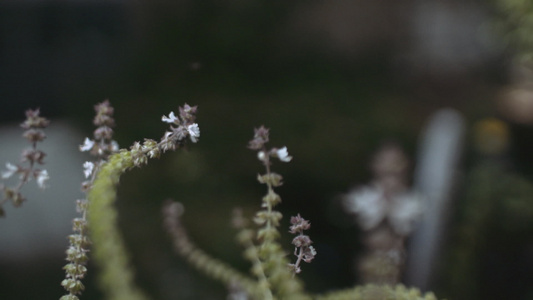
21 109 50 129
93 126 114 140
257 151 266 162
22 149 46 164
292 235 312 248
94 100 114 116
23 129 46 143
12 192 25 207
81 181 92 192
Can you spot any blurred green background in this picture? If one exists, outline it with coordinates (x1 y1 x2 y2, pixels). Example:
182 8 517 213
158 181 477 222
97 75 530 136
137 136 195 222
1 1 533 300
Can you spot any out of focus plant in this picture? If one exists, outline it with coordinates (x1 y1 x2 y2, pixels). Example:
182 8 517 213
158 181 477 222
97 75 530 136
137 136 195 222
2 103 440 300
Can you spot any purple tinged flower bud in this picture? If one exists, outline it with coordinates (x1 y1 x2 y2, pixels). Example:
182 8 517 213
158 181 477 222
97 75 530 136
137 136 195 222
20 109 50 129
93 114 115 127
289 214 311 234
292 235 312 248
94 100 114 116
23 129 47 143
302 246 317 263
179 103 198 123
21 149 46 164
93 126 114 140
248 126 269 150
93 100 115 127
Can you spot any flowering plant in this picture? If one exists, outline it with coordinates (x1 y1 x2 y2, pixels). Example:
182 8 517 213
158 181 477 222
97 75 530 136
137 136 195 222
0 109 50 216
2 102 438 300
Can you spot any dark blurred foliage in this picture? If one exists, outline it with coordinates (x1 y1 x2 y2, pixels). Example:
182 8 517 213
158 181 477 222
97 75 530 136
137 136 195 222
1 1 532 300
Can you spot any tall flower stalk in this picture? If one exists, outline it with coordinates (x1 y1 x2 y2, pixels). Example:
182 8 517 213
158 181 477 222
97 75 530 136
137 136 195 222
0 109 50 216
61 100 119 300
248 126 309 300
87 103 199 300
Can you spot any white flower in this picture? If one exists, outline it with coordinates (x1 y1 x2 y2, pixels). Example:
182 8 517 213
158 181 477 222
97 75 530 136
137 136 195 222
343 186 386 230
276 147 292 162
162 111 179 124
83 161 94 178
79 138 95 152
187 123 200 143
389 192 424 235
110 140 120 152
303 245 317 262
36 169 49 189
163 131 173 139
257 151 266 161
1 163 18 179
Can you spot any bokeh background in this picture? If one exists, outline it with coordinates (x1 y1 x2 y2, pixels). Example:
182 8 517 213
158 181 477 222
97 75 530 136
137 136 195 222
1 1 533 299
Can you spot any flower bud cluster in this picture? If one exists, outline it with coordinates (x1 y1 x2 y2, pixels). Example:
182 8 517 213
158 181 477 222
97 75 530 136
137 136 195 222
160 103 200 151
80 100 119 158
62 100 121 300
126 103 200 168
247 127 307 297
0 108 50 216
288 214 316 275
248 126 269 150
249 126 293 166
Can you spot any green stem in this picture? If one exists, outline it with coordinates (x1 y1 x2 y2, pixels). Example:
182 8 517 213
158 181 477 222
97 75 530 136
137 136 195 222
87 151 149 300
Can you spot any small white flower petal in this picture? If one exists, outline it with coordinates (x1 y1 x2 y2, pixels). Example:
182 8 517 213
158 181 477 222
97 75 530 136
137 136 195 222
276 147 292 162
83 161 95 178
163 131 173 140
343 186 386 230
79 138 95 152
389 192 424 235
110 140 120 152
36 169 49 189
257 151 266 161
187 123 200 143
162 111 179 123
1 163 18 179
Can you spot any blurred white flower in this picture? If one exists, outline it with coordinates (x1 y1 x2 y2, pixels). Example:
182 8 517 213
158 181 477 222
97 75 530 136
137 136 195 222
83 161 94 179
257 151 266 162
343 185 424 235
187 123 200 143
162 111 178 124
79 138 95 152
36 169 49 189
111 140 120 152
276 146 292 162
1 162 18 179
343 186 386 230
389 191 424 235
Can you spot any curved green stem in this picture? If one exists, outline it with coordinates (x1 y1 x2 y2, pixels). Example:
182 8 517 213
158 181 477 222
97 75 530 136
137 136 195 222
87 151 149 300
